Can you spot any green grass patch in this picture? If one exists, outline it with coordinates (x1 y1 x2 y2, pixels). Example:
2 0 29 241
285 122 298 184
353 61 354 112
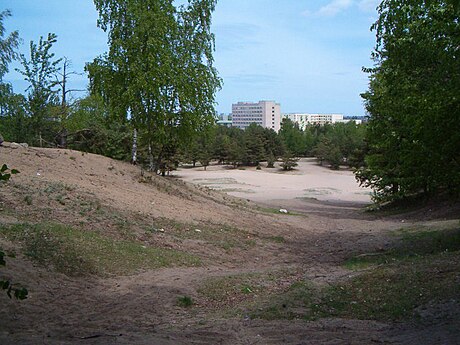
198 271 282 303
313 252 460 321
0 222 201 276
177 295 194 307
249 225 460 322
345 226 460 270
149 220 258 251
248 281 316 320
197 270 299 316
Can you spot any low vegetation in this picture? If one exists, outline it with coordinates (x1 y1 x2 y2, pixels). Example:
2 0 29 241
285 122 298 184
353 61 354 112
0 223 201 276
200 224 460 322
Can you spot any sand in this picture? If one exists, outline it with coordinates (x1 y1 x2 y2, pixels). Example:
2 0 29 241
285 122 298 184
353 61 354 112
176 158 372 204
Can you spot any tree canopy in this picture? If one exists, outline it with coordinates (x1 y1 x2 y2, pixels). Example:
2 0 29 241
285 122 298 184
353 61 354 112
87 0 221 174
357 0 460 202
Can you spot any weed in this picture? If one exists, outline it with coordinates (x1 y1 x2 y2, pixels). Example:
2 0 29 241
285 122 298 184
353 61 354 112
24 195 32 205
177 295 194 307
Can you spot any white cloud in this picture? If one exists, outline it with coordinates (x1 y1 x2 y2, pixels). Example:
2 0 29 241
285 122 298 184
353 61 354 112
317 0 353 17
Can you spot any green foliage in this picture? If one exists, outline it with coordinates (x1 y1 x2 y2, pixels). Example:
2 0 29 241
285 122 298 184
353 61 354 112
88 0 221 174
279 118 305 156
0 276 28 300
248 225 460 322
280 151 299 171
0 164 27 300
0 10 19 81
0 10 26 143
242 123 266 165
278 118 366 170
0 163 19 181
357 0 460 202
64 95 132 160
16 33 62 146
177 295 194 307
0 222 201 276
266 152 276 168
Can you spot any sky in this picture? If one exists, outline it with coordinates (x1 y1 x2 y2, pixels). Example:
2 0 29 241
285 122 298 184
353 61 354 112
2 0 381 116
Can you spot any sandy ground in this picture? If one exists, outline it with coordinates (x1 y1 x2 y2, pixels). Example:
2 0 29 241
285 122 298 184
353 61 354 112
0 144 458 344
176 159 372 205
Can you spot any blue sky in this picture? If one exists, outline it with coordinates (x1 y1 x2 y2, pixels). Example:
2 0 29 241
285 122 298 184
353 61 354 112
2 0 380 116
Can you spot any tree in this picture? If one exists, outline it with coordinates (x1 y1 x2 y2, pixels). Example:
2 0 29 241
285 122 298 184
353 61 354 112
88 0 221 174
357 0 460 202
0 10 19 82
0 9 22 139
54 57 84 147
280 151 299 171
279 118 305 156
16 33 62 146
243 123 266 165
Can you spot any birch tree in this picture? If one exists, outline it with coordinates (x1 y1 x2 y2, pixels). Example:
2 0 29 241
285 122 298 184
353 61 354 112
87 0 221 174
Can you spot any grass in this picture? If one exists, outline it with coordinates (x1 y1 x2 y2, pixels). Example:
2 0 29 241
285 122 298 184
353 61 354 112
246 224 460 322
148 220 259 251
0 222 201 277
198 270 295 313
177 295 194 307
345 225 460 270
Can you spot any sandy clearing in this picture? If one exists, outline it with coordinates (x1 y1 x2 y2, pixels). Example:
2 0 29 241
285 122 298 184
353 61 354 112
176 158 372 204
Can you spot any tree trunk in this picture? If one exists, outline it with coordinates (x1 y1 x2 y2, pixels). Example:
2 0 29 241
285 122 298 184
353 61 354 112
131 128 137 165
148 143 154 172
59 128 67 148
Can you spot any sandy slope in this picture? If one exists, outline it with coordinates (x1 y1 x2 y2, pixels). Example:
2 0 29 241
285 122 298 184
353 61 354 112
0 143 458 345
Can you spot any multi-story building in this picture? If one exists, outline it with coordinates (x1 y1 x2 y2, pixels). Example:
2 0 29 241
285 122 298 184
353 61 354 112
232 100 281 132
282 113 310 130
282 113 361 130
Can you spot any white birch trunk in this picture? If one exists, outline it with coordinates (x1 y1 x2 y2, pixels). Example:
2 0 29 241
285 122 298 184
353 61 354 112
131 128 137 165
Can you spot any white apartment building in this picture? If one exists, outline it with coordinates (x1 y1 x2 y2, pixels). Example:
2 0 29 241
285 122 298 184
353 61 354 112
232 100 281 132
283 113 360 130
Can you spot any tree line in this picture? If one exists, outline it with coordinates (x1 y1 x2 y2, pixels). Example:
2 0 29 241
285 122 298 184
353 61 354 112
181 120 366 171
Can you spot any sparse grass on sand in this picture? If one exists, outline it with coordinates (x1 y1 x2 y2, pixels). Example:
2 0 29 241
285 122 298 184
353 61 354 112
0 222 201 276
200 224 460 322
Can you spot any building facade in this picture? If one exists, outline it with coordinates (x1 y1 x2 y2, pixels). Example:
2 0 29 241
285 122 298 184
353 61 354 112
216 113 232 127
232 100 281 132
283 113 361 130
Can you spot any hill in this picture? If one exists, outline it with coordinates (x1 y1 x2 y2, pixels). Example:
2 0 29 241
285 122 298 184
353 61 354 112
0 143 459 344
